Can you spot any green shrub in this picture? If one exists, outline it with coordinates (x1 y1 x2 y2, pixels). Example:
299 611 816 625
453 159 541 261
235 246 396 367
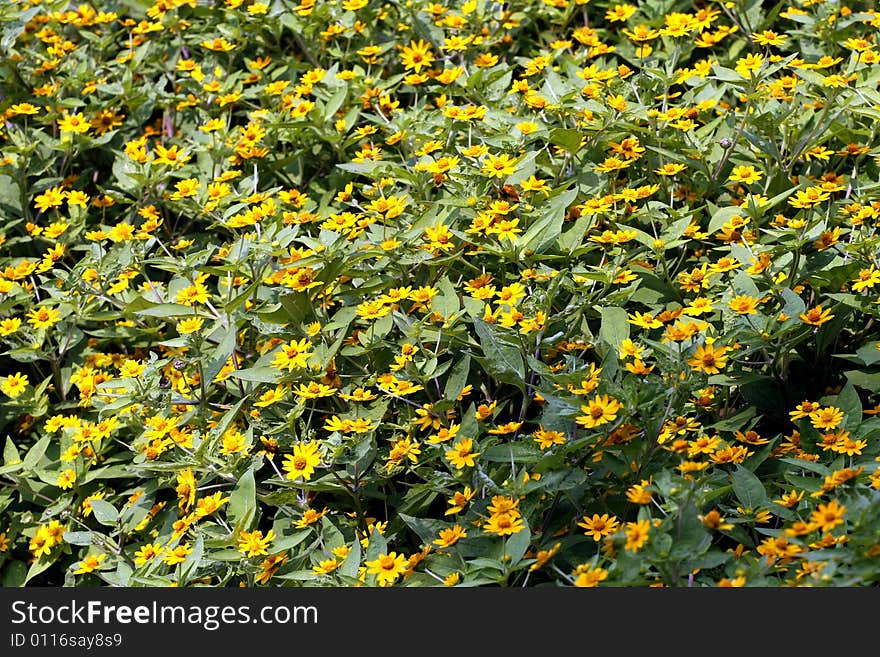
1 0 879 587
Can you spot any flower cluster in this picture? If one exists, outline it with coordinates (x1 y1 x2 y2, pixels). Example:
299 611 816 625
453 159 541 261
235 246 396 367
1 0 879 588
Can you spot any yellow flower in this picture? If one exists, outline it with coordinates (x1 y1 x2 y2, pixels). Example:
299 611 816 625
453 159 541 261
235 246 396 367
687 342 729 375
533 426 566 450
443 572 461 586
578 513 620 541
752 30 787 47
134 542 164 567
58 112 91 134
433 525 467 548
9 102 40 115
626 480 653 505
399 39 435 72
852 267 880 292
572 564 609 587
283 441 322 481
313 558 340 575
195 491 229 517
0 318 22 336
445 437 480 469
255 384 288 407
107 222 135 242
481 153 519 179
34 186 67 212
445 487 475 515
520 176 551 194
735 52 764 78
482 512 524 536
27 305 61 329
809 406 844 431
220 428 249 455
809 500 845 532
624 519 651 552
169 178 200 200
238 529 276 557
627 311 663 329
56 469 76 490
271 338 314 371
176 317 205 334
1 372 29 398
293 507 329 529
201 37 236 51
66 190 90 208
605 3 636 21
799 305 834 326
699 509 733 531
365 551 408 586
73 553 106 574
728 165 762 184
162 542 193 565
654 162 686 176
153 144 190 167
728 295 760 315
575 394 623 429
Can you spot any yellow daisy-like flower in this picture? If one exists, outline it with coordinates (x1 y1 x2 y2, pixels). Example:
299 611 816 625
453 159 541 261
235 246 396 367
176 316 205 334
365 551 408 586
283 441 322 481
56 469 77 490
271 338 314 372
1 372 29 398
73 553 106 574
26 305 61 329
399 39 435 73
575 394 623 429
57 112 91 134
444 437 480 469
481 153 519 179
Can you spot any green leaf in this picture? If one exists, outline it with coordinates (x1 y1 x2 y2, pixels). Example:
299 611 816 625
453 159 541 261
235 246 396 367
516 186 578 254
271 528 312 552
339 534 361 579
399 513 447 546
779 287 805 322
855 343 880 366
549 128 583 154
599 306 629 349
228 367 280 383
181 534 204 582
504 526 531 568
433 276 460 318
130 302 195 318
2 6 41 52
278 292 315 325
21 435 51 472
730 465 767 509
845 370 880 392
204 325 237 388
87 499 119 526
324 86 348 121
24 554 56 586
444 353 471 402
835 380 862 430
557 214 593 253
472 319 526 390
482 442 540 462
364 525 388 565
227 467 256 533
63 531 96 546
707 205 745 234
2 436 20 466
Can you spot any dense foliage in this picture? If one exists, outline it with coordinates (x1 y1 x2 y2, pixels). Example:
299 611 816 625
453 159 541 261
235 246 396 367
1 0 880 587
